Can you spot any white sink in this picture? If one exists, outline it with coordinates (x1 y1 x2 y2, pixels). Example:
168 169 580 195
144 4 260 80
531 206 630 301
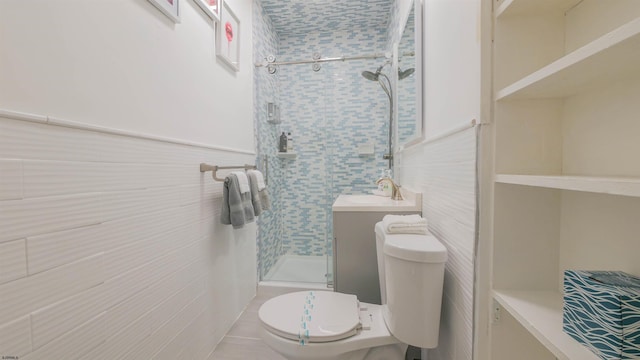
345 195 390 204
332 190 421 212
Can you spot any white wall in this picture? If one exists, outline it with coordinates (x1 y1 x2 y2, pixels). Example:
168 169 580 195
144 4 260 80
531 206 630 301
0 0 256 358
423 0 481 135
396 0 484 359
0 0 254 152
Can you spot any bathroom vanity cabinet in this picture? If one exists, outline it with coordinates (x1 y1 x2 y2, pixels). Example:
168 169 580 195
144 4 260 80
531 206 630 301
486 1 640 359
332 194 421 305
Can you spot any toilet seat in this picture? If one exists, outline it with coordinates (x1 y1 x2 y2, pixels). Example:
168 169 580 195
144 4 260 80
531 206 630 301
259 291 361 343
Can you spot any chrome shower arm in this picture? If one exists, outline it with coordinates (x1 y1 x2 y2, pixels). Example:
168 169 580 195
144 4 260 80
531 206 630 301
377 73 394 169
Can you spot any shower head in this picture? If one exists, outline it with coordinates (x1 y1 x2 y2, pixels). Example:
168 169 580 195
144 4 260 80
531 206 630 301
362 60 393 81
361 61 394 170
361 70 379 81
398 67 415 80
362 63 386 81
363 66 415 81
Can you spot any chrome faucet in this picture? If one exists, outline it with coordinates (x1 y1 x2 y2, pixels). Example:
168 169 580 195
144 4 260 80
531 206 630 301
375 177 403 201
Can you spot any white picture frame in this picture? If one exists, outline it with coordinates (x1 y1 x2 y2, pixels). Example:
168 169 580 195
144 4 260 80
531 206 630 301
216 1 240 72
148 0 180 23
195 0 221 22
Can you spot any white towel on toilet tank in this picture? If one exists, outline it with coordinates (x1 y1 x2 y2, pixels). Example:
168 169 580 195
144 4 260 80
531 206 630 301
382 214 428 234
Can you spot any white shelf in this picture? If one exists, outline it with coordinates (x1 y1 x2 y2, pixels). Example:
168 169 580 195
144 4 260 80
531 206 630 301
495 174 640 198
496 17 640 100
492 290 599 360
495 0 581 19
490 2 640 360
276 152 297 159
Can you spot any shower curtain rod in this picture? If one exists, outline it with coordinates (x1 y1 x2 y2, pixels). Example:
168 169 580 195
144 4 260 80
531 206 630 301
254 53 389 67
254 51 415 68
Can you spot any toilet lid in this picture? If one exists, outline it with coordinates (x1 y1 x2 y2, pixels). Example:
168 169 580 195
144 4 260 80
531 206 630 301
258 291 361 343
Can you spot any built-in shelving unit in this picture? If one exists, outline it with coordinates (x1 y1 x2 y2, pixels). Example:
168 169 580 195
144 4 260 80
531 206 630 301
496 18 640 100
488 0 640 359
276 152 297 159
494 175 640 198
492 290 599 360
495 0 580 19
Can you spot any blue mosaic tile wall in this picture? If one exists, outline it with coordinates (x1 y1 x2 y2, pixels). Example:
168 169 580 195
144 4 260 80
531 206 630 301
254 0 402 273
397 8 418 144
386 0 402 51
261 0 392 37
276 32 391 257
253 0 285 279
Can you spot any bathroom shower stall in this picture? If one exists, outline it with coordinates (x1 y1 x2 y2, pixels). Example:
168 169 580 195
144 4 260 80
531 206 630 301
253 0 398 285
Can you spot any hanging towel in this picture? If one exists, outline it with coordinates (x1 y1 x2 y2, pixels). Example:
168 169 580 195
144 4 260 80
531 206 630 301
382 214 428 234
248 169 266 191
247 169 270 211
247 171 264 216
259 186 270 210
221 173 255 229
232 171 250 194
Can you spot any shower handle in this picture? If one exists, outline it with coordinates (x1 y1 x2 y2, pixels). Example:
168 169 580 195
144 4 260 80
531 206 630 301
262 154 268 185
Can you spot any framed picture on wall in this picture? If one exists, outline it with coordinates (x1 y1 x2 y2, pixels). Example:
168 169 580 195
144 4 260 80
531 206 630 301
195 0 222 22
216 1 240 72
148 0 180 23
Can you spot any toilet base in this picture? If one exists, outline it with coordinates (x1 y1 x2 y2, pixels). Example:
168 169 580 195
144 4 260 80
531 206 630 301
260 325 407 360
362 343 408 360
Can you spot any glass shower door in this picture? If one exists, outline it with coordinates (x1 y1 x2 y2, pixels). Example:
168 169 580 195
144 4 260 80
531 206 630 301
256 57 388 286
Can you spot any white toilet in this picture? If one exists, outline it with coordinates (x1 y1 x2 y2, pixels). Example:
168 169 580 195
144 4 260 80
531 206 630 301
258 222 447 360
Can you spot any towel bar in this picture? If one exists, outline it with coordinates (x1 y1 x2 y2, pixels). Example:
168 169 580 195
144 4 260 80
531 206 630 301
200 163 257 182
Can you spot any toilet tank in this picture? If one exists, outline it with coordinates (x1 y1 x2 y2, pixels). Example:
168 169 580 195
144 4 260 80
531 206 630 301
374 223 388 304
374 222 447 349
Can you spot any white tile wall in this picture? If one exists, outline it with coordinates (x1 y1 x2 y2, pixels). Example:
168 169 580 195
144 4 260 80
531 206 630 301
0 239 27 284
20 312 105 360
397 127 477 360
101 218 200 279
0 117 104 162
125 284 208 359
80 310 153 360
150 294 209 359
0 114 257 359
0 193 103 243
180 308 222 360
0 253 104 325
0 159 22 200
27 224 105 275
30 285 106 350
0 316 32 357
